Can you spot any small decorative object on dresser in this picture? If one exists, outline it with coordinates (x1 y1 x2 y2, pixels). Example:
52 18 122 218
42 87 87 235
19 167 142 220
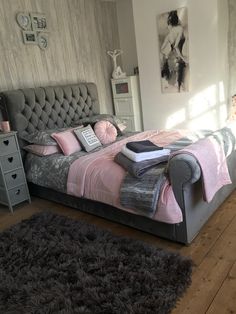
0 121 10 132
0 132 31 213
111 75 143 132
107 49 126 79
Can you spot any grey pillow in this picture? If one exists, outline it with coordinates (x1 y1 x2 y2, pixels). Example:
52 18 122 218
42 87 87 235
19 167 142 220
74 125 102 152
72 114 124 136
20 128 67 146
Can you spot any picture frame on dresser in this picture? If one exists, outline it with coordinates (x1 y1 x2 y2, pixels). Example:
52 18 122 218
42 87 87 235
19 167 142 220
0 131 31 213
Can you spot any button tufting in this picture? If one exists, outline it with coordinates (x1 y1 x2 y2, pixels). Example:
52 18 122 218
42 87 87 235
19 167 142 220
15 84 98 136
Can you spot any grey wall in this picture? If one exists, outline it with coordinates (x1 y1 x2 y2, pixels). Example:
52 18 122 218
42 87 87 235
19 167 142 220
116 0 138 76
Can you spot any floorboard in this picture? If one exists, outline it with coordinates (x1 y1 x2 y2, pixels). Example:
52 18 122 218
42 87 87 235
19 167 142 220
1 190 236 313
206 260 236 314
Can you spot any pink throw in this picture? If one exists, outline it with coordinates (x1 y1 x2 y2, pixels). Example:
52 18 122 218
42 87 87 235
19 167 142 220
170 136 232 202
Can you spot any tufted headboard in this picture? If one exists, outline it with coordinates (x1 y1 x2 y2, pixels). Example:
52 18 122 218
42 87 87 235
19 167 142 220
0 83 100 149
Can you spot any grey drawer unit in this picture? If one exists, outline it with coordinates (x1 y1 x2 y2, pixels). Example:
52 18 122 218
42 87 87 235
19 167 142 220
0 185 28 206
0 134 18 155
0 131 30 212
9 185 29 206
0 153 21 172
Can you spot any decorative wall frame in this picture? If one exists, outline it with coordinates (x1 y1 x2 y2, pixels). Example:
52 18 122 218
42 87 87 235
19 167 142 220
16 11 49 50
30 13 47 31
16 12 31 30
22 31 37 45
38 33 49 50
157 7 189 93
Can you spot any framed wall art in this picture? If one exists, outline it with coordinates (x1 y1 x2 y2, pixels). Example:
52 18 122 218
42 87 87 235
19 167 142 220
16 12 31 30
157 7 189 93
38 33 49 50
16 11 49 49
22 31 37 45
30 13 47 32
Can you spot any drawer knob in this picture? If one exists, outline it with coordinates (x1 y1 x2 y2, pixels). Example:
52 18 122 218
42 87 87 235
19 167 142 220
12 174 17 180
15 189 20 195
3 140 9 146
8 157 13 163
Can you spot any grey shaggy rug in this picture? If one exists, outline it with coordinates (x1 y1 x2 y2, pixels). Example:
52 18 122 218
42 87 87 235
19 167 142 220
0 212 192 314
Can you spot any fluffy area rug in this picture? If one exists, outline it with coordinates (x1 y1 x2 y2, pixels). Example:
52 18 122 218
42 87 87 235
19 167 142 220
0 212 192 314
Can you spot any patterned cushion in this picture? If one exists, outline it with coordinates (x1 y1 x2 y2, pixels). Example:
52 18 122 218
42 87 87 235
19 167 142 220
74 125 101 152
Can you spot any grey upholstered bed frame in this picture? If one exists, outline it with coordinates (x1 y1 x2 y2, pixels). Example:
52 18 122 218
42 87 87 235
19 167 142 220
1 83 236 244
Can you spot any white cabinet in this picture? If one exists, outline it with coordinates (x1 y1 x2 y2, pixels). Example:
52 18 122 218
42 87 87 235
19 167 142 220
111 75 143 132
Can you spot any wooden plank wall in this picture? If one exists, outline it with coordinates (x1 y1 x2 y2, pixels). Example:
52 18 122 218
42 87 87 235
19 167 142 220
0 0 120 114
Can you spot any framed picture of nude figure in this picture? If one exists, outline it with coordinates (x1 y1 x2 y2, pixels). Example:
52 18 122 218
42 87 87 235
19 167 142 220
157 7 189 93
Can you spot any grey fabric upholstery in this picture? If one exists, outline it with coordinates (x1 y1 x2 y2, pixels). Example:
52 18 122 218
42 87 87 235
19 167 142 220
0 83 99 147
168 154 201 187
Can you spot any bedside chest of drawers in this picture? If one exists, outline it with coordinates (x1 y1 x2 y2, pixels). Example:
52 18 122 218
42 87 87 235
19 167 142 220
0 131 31 212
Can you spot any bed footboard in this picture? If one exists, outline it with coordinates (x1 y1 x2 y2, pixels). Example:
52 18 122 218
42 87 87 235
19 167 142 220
168 151 236 243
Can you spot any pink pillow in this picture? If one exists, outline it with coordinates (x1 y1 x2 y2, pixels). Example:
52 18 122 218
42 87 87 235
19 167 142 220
94 120 117 145
24 144 61 156
51 128 82 156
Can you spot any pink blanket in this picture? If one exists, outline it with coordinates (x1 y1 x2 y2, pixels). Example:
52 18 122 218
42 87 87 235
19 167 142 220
67 130 187 224
170 136 232 202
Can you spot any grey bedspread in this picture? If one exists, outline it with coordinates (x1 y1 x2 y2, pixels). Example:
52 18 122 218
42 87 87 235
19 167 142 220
120 165 166 217
24 133 134 193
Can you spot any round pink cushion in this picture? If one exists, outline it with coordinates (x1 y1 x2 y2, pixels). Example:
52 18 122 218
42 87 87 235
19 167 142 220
94 120 117 145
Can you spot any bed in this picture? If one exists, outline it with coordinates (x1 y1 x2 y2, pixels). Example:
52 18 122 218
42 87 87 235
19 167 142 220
1 82 236 244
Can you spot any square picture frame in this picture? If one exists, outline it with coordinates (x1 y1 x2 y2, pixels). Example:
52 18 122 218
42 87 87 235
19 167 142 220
22 31 37 45
30 13 47 32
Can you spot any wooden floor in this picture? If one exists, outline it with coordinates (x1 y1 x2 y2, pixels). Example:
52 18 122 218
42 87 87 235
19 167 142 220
1 191 236 314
